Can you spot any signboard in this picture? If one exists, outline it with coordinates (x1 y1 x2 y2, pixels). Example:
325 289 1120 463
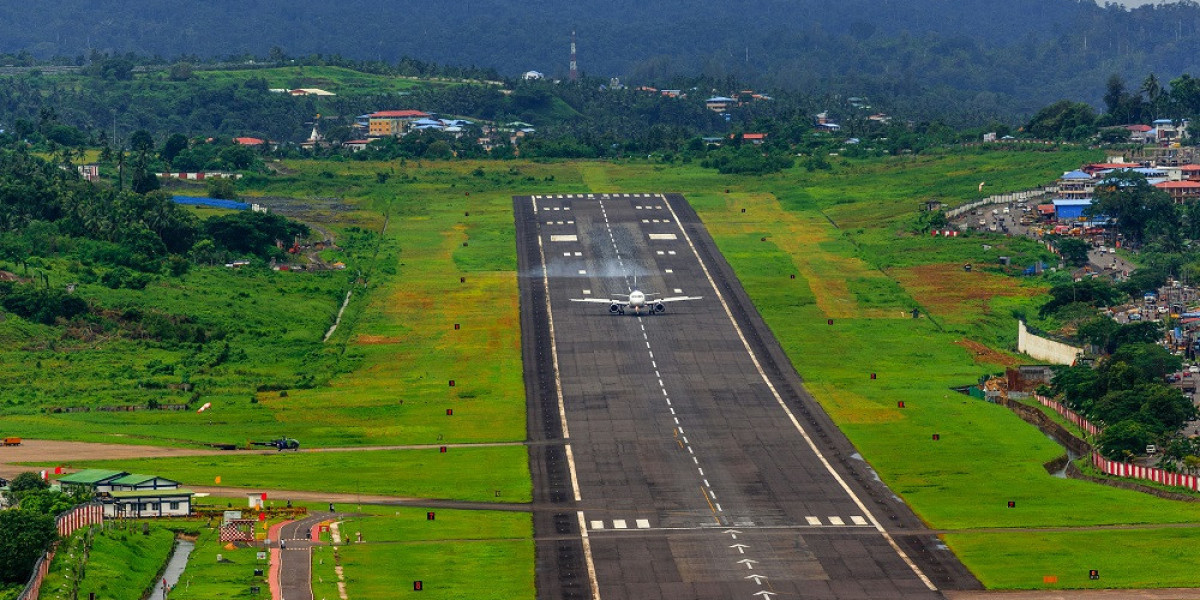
224 511 243 523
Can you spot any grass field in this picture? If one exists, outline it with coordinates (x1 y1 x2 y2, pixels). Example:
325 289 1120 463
41 524 177 600
55 446 531 502
313 507 533 600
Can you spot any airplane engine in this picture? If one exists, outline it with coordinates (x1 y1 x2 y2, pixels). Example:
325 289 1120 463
654 302 666 313
609 303 622 314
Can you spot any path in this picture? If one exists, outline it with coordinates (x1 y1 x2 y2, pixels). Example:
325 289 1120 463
945 590 1200 600
273 512 350 600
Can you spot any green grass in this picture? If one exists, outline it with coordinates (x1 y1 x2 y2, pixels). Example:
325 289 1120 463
169 525 270 600
944 528 1200 589
51 446 532 503
42 524 176 600
193 65 449 95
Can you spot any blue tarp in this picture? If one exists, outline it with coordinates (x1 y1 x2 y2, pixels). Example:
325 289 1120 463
171 196 249 210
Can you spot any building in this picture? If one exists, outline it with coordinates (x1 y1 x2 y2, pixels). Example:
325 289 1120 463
56 469 128 495
233 137 265 147
705 97 737 112
522 71 544 81
77 164 100 182
1180 164 1200 182
1053 199 1093 221
105 489 194 518
366 110 432 138
288 88 335 96
1154 118 1189 145
1057 170 1094 200
1155 180 1200 203
1127 124 1154 144
342 139 374 152
109 474 183 492
741 133 767 145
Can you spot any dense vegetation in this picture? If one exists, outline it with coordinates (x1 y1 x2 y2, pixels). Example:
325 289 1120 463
8 0 1200 124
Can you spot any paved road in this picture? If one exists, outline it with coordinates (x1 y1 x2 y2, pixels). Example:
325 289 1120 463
275 512 348 600
516 193 980 600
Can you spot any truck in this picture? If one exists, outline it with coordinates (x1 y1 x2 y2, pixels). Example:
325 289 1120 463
3 437 22 446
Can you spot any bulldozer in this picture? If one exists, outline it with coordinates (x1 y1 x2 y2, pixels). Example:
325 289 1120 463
251 437 300 451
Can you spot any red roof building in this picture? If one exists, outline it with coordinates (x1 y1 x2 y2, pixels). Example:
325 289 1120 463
1154 180 1200 203
234 137 265 146
1082 162 1142 175
1180 164 1200 181
742 133 767 144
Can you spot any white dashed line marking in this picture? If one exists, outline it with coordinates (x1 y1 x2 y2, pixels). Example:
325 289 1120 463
828 516 845 526
591 520 604 530
806 516 822 526
613 520 627 529
851 516 868 526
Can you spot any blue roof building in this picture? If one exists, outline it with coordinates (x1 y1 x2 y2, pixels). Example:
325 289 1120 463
1053 199 1093 221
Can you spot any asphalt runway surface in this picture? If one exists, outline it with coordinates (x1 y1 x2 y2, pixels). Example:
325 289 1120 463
276 511 347 600
515 193 981 600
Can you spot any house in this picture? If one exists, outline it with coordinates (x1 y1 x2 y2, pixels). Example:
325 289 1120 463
77 164 100 182
813 112 841 132
1057 170 1094 201
1180 164 1200 182
867 113 891 124
522 71 544 80
705 96 737 113
1082 161 1142 176
1155 180 1200 203
105 489 194 518
1154 118 1189 145
741 133 767 145
1127 124 1154 144
342 139 374 152
233 137 265 147
367 110 432 138
56 469 128 495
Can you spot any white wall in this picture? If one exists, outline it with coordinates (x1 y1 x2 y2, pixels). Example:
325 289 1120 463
1018 320 1083 365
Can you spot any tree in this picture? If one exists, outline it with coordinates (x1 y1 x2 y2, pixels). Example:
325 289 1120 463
1056 237 1090 267
6 472 47 494
0 509 56 584
168 62 195 81
1098 419 1154 460
161 133 189 166
1025 100 1096 140
1090 170 1177 247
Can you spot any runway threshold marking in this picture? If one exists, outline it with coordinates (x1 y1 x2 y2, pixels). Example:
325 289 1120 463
661 194 939 592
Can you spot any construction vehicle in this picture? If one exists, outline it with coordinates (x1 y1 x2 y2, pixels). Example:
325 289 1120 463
3 437 21 446
251 437 300 451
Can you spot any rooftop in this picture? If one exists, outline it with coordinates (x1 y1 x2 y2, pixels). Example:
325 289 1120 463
370 110 430 119
111 473 175 486
1155 181 1200 189
57 469 126 485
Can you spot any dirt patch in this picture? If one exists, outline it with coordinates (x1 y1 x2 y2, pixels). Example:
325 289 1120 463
895 263 1045 324
954 339 1021 367
0 440 228 478
354 335 403 345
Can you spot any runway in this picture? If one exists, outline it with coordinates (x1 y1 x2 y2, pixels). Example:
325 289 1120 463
515 193 980 600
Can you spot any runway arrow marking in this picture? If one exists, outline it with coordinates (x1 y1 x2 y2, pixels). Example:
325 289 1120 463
730 543 750 554
723 529 741 539
752 591 777 599
737 559 758 569
745 574 767 585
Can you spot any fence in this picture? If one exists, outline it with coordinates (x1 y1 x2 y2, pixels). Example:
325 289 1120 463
944 186 1056 219
16 503 104 600
1092 452 1200 492
1034 395 1101 437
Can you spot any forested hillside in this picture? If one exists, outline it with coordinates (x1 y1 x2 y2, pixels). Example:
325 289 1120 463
5 0 1200 121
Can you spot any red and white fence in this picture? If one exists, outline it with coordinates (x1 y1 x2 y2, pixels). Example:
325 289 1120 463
1092 452 1200 492
1035 395 1102 437
17 503 103 600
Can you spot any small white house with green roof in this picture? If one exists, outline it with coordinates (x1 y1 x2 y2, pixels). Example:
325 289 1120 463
106 489 194 518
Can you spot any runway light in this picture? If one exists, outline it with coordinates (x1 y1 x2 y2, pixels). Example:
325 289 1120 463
440 446 447 453
741 208 746 213
465 211 470 216
790 274 795 279
897 401 905 408
427 512 436 521
454 324 460 330
1089 570 1099 580
460 276 465 283
463 242 468 247
827 319 833 325
1008 501 1016 508
414 581 423 591
446 408 453 416
760 237 766 242
1043 575 1057 584
870 373 876 380
932 434 940 441
449 380 455 387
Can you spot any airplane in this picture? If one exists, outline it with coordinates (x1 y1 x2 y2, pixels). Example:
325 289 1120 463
570 289 702 315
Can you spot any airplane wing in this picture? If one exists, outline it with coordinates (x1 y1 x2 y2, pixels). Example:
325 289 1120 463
656 296 703 303
570 298 629 305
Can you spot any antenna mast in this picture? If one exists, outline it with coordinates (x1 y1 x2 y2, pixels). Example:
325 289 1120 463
570 29 579 82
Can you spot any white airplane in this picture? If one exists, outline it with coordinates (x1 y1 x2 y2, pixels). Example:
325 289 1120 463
570 289 702 315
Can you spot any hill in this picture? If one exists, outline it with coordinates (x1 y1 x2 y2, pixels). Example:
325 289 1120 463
6 1 1200 121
